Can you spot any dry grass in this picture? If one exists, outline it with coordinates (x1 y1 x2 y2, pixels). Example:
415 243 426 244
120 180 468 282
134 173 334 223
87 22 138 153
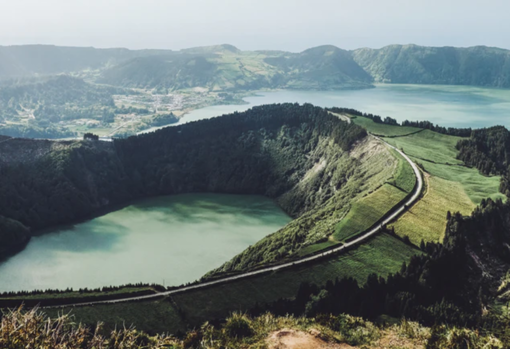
0 306 176 349
389 174 475 245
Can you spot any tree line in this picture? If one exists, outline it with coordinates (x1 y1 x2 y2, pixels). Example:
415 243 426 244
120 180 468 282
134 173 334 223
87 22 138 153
328 107 472 137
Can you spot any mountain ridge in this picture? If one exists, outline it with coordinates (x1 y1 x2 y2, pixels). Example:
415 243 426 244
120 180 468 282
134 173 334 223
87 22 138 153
2 43 510 89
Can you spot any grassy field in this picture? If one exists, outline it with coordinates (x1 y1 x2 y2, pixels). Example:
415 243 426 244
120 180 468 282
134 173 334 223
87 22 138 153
389 148 416 193
333 184 407 242
384 130 463 165
382 130 504 204
44 298 185 335
389 175 475 244
349 116 504 244
351 116 422 137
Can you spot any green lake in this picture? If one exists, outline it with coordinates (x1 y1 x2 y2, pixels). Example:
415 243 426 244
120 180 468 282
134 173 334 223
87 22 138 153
0 194 291 292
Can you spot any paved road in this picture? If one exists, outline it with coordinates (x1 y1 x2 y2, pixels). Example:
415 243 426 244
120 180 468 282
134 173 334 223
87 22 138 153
45 137 422 309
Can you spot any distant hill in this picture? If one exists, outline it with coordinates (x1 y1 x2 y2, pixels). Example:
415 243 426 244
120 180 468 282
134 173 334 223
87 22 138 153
3 43 510 89
0 45 170 79
99 45 374 91
264 45 373 89
352 44 510 87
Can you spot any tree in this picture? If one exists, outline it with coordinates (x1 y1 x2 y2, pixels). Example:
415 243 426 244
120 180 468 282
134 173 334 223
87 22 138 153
83 133 99 141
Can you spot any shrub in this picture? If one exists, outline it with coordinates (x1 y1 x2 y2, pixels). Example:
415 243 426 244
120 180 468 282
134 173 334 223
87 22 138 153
223 312 254 339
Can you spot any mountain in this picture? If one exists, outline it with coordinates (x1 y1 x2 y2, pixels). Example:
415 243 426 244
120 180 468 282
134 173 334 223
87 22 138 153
4 43 510 90
0 45 171 79
98 45 374 91
264 45 373 89
352 44 510 87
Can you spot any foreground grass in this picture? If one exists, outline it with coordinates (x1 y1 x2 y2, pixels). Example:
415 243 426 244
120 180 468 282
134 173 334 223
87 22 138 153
6 307 506 349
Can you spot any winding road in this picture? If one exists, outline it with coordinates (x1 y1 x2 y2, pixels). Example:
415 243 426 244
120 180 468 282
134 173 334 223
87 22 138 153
45 136 423 309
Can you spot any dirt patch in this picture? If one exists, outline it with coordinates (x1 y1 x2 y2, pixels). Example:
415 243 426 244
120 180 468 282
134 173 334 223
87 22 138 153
349 135 387 162
373 330 427 349
267 329 353 349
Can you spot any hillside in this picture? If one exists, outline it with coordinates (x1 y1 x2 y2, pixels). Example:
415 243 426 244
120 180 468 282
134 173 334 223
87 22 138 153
0 104 370 258
264 45 373 90
0 45 170 79
352 44 510 87
98 45 374 91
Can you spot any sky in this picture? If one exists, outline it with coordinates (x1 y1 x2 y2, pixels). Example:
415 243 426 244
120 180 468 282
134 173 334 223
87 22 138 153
0 0 508 52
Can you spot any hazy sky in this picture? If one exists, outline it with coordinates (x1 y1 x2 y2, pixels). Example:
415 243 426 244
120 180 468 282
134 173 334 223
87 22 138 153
0 0 508 51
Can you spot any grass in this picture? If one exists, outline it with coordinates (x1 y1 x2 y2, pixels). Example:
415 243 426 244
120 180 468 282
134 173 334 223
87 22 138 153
351 116 422 137
389 149 417 193
333 184 407 242
296 240 337 256
44 298 185 335
367 124 505 244
0 286 154 301
173 233 419 327
411 160 505 204
384 130 463 165
382 130 504 204
389 175 476 244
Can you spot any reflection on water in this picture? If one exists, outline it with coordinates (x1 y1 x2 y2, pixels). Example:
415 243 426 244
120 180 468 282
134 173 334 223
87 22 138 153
0 194 291 292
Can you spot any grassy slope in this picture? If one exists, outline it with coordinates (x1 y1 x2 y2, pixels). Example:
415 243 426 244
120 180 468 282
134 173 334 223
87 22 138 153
332 141 415 243
333 184 406 241
45 298 185 335
392 175 475 244
59 233 418 333
352 116 504 244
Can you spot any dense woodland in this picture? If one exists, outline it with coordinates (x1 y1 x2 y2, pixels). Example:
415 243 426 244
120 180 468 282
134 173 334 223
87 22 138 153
352 44 510 88
0 103 366 257
456 126 510 195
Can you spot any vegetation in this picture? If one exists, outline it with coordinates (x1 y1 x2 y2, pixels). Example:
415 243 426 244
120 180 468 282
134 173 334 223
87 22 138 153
0 104 371 261
332 184 406 242
5 306 506 348
353 44 510 88
349 114 504 245
390 175 475 244
254 199 510 341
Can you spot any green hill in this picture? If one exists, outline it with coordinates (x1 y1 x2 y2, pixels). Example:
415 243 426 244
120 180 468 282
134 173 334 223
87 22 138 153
352 44 510 87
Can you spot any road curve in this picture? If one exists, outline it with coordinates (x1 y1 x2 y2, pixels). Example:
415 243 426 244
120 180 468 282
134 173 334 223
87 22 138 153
45 136 423 309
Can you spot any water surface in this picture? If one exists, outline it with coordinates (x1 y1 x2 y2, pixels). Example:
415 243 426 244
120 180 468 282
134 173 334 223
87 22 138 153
0 194 291 292
177 84 510 129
